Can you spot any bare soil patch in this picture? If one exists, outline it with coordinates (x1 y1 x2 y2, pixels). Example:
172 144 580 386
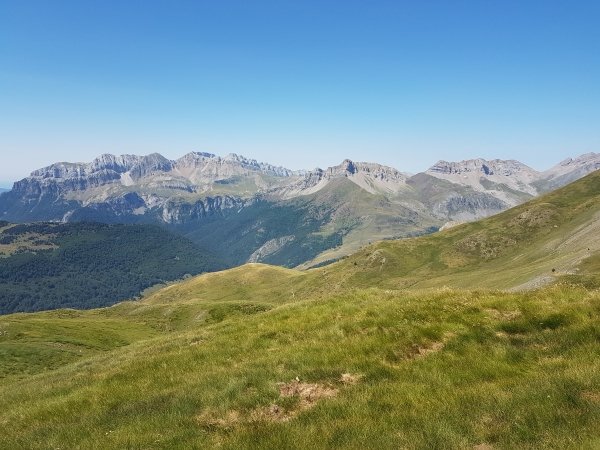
484 308 521 321
197 376 352 428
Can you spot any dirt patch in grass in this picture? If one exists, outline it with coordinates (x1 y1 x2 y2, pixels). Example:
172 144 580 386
385 333 456 365
473 444 494 450
196 410 242 431
410 340 445 358
279 379 338 401
484 308 521 321
197 377 347 429
408 332 456 359
340 373 363 385
264 379 339 421
581 390 600 404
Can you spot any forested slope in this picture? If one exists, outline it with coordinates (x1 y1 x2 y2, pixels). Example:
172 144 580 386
0 222 221 313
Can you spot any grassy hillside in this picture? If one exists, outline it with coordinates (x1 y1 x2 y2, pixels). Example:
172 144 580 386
1 277 599 449
0 222 222 314
1 172 600 448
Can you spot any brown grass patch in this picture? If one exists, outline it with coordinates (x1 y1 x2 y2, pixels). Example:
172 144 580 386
408 332 455 359
340 373 363 385
197 378 343 428
252 380 338 422
473 444 494 450
485 308 521 321
278 380 338 406
581 390 600 404
196 410 241 431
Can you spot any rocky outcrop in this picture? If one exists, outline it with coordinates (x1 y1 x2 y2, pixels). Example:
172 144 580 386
426 158 542 202
2 151 290 224
129 153 173 180
172 152 295 183
158 195 249 224
435 193 508 221
65 192 251 225
428 158 537 177
248 235 296 262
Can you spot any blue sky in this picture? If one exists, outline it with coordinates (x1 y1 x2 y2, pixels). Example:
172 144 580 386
1 1 599 186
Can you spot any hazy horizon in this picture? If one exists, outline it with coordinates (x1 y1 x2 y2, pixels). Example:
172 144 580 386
1 1 599 186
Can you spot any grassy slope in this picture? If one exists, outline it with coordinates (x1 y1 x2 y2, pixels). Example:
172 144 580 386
296 178 438 268
0 282 598 449
1 172 600 448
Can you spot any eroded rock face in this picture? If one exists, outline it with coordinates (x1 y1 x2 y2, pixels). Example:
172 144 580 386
248 235 296 262
276 159 409 197
436 193 508 221
428 158 537 177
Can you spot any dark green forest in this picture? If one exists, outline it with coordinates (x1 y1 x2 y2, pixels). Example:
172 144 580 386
180 200 345 268
0 222 221 314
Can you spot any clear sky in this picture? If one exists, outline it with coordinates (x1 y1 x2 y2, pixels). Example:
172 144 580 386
1 1 599 187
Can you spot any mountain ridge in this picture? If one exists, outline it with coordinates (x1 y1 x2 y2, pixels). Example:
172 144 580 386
1 151 599 268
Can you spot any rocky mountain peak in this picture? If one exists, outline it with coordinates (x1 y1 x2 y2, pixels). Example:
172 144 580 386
556 152 598 167
342 159 357 174
128 153 173 180
221 153 295 177
321 159 406 180
89 154 142 173
542 152 600 187
427 158 537 177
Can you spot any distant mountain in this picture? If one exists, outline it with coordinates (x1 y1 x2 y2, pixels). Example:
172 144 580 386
1 151 598 268
425 153 600 207
0 188 8 194
0 221 222 313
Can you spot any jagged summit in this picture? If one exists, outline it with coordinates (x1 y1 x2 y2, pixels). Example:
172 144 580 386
425 157 542 200
541 152 600 188
553 152 599 169
274 159 410 198
427 158 538 177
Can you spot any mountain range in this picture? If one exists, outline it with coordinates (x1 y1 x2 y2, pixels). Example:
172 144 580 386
1 151 599 267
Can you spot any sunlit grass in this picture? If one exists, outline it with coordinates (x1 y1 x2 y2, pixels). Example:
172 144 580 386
1 283 598 449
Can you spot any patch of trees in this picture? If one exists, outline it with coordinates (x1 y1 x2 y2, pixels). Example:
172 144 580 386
0 222 222 314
